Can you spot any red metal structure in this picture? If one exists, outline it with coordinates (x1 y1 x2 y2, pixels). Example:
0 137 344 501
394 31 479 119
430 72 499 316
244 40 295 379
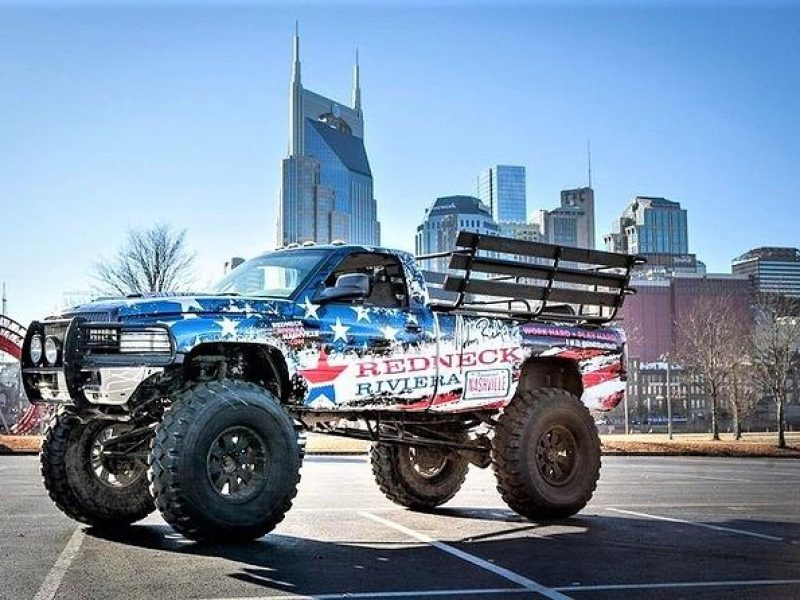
0 315 48 434
0 315 24 360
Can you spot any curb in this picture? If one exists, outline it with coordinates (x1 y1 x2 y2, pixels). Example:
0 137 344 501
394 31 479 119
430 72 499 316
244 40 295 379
602 449 800 459
3 448 799 459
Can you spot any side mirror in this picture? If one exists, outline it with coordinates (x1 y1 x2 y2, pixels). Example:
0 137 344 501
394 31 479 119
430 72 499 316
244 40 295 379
317 273 371 303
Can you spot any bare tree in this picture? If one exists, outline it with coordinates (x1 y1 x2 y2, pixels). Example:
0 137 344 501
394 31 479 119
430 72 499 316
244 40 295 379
725 362 760 440
750 293 800 449
676 295 745 441
93 224 196 296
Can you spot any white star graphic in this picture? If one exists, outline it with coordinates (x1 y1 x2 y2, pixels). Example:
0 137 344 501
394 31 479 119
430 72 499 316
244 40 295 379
224 301 246 313
217 317 238 338
177 297 205 313
380 325 399 341
331 317 350 343
351 305 371 323
299 296 320 320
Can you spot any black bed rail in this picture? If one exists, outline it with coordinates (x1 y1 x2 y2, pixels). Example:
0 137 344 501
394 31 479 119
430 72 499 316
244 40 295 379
417 231 646 324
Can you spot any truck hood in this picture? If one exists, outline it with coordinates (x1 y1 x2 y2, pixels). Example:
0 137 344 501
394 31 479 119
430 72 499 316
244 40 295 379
58 293 295 322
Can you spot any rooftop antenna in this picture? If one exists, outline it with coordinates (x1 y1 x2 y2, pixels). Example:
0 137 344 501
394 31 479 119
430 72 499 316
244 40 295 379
352 46 362 113
587 139 593 189
1 281 6 316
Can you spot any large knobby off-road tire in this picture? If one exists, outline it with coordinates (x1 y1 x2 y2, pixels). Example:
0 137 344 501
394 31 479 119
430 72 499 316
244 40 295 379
371 438 469 510
493 387 600 520
41 411 154 527
149 379 302 542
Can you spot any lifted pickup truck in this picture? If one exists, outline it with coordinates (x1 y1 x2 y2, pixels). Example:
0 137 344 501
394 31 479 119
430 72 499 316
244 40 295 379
21 232 642 541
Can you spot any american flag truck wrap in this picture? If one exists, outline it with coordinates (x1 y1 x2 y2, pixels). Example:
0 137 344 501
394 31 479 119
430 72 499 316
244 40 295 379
21 232 643 541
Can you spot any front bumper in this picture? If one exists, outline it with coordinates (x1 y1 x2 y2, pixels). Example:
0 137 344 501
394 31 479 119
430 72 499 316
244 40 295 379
23 365 164 405
21 317 173 407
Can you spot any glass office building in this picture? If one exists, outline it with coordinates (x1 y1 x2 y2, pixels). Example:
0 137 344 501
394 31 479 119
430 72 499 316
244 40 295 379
732 247 800 297
604 196 688 256
277 30 380 246
477 165 527 223
534 187 596 250
416 196 499 273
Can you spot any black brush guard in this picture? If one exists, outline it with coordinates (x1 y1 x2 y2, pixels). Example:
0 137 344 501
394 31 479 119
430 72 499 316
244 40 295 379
417 231 646 324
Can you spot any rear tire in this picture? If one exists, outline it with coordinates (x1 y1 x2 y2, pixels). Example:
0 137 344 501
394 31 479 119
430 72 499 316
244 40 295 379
41 411 154 527
371 441 469 510
148 380 301 542
492 388 600 519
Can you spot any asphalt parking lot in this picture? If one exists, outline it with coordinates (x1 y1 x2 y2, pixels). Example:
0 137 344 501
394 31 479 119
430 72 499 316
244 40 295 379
2 454 799 600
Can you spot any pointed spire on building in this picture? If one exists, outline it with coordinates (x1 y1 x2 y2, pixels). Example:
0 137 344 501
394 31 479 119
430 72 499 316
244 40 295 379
292 20 301 85
587 138 593 189
289 21 303 156
352 47 362 114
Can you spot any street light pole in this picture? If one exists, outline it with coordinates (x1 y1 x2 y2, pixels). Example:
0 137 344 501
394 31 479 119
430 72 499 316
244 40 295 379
666 360 673 440
624 391 630 435
660 353 673 440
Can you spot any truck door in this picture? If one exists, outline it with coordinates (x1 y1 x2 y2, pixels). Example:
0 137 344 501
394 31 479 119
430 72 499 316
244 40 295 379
297 251 435 409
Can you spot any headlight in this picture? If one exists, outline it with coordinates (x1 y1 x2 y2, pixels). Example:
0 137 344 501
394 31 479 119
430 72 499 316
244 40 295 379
29 335 43 365
45 337 60 365
119 329 171 353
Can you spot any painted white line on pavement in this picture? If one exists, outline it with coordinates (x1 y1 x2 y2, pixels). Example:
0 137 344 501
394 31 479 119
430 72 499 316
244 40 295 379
203 588 530 600
202 579 800 600
32 526 84 600
290 507 398 512
656 472 757 484
556 578 800 592
607 508 785 541
359 511 571 600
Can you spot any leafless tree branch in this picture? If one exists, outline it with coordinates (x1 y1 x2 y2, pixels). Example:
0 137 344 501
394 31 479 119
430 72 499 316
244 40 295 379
750 292 800 448
92 224 196 296
675 294 749 441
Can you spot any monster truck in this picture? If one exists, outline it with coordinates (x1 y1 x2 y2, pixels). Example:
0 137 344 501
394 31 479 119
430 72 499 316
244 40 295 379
21 232 642 541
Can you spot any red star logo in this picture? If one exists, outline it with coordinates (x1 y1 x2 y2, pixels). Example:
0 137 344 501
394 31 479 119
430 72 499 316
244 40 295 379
298 348 348 385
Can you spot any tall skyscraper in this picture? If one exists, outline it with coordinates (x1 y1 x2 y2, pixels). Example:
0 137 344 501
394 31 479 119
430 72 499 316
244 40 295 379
605 196 687 256
604 196 700 274
534 187 596 249
415 196 498 272
732 247 800 297
277 28 380 247
476 165 527 223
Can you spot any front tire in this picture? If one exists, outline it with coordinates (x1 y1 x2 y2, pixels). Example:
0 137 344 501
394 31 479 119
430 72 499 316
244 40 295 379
41 411 154 527
492 388 600 519
148 380 302 542
371 441 469 510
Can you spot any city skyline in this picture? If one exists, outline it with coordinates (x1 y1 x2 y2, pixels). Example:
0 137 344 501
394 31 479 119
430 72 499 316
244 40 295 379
2 4 799 326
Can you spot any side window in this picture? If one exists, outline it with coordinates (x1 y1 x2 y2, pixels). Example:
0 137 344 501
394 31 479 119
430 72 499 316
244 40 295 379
324 253 408 308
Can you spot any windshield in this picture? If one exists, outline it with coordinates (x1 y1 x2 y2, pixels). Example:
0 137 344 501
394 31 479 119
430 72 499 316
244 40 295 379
212 249 328 298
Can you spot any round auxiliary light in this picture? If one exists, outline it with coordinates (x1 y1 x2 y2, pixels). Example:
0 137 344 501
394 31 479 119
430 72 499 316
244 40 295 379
29 335 43 365
45 336 59 365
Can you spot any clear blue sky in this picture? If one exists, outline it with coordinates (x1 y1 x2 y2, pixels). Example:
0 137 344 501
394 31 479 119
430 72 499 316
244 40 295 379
1 1 799 325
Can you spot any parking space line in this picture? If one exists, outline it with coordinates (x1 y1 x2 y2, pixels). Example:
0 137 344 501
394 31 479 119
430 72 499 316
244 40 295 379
556 578 800 593
204 588 530 599
32 527 84 600
607 508 785 541
654 473 757 484
359 511 571 600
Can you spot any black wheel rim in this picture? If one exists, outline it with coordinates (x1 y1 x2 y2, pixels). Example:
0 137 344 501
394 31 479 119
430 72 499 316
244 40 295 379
90 425 146 489
535 425 578 487
206 426 268 502
408 446 448 479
